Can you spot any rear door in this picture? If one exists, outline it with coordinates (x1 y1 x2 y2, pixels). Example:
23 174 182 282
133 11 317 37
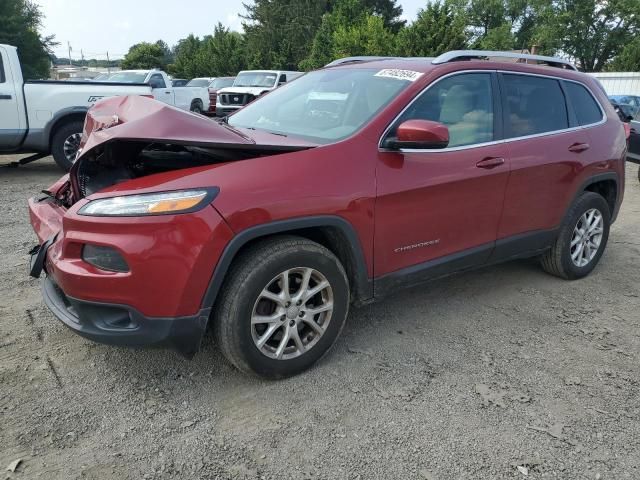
375 71 510 279
0 46 26 149
496 72 593 242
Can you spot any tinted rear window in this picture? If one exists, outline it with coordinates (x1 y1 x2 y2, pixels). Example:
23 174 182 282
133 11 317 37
502 74 569 138
565 82 603 126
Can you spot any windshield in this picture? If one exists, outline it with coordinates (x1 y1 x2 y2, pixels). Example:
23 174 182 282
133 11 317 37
210 77 235 89
234 71 278 88
187 79 210 87
228 68 414 144
107 72 148 83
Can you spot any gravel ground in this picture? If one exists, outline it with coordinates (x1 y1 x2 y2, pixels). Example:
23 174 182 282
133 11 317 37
1 155 639 480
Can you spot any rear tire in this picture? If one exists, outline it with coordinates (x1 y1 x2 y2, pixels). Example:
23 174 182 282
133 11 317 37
540 192 610 280
213 236 349 378
51 120 84 171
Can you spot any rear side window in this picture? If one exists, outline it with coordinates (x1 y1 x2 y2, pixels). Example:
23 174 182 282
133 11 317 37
149 74 166 89
0 54 5 83
564 82 603 126
502 74 568 138
395 72 495 148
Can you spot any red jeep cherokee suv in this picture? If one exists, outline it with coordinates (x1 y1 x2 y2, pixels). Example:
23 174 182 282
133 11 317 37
29 51 626 378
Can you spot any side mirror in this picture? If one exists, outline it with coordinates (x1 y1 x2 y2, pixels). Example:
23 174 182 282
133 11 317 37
386 119 449 150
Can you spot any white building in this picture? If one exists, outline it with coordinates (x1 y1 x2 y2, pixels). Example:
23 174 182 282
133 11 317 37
589 72 640 95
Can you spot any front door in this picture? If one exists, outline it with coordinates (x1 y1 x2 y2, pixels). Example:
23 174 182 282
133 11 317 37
375 71 509 283
0 47 25 149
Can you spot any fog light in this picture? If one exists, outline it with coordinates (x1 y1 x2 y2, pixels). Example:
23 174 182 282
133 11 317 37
82 244 129 272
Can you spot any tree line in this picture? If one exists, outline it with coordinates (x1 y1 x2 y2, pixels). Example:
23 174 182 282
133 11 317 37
2 0 640 81
122 0 640 76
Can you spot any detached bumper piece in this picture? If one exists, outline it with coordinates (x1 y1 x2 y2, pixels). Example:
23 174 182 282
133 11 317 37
42 276 210 357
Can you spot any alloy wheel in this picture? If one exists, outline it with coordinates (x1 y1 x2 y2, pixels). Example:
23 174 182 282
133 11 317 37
251 267 334 360
63 133 82 163
570 208 603 267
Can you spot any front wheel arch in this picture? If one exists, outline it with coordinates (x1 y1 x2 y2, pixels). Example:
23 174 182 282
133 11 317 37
200 216 372 313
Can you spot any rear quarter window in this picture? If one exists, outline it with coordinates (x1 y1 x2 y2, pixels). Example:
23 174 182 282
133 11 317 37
564 81 603 126
502 74 569 138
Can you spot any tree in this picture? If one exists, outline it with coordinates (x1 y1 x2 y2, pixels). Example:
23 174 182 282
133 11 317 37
333 14 395 57
0 0 56 79
395 1 468 56
170 34 202 77
196 23 248 76
534 0 640 71
120 42 167 70
242 0 329 70
608 37 640 71
350 0 405 32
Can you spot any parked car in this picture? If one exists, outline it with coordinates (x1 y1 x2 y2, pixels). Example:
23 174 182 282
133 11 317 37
204 77 235 116
609 95 640 118
627 120 640 181
610 98 636 122
108 70 210 114
0 44 152 170
28 51 627 378
216 70 302 116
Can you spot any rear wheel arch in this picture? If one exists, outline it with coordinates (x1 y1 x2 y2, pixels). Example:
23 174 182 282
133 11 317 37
47 109 87 145
201 216 373 312
582 176 617 216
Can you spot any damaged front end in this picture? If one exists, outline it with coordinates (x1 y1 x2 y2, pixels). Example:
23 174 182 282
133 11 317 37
59 95 316 205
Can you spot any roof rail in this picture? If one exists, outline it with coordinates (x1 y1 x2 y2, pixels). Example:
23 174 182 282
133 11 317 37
325 56 399 67
432 50 577 71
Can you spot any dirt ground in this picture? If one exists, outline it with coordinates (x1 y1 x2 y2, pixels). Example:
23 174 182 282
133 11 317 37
0 155 639 480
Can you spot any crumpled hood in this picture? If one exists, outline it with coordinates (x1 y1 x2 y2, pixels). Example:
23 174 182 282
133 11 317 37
78 95 315 160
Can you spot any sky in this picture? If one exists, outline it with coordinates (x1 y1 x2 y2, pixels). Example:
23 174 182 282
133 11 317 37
36 0 426 60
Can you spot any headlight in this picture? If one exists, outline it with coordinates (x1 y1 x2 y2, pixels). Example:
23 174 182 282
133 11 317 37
78 189 218 216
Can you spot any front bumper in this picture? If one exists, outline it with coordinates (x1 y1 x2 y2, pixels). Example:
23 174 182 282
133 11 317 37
28 193 235 355
42 276 210 357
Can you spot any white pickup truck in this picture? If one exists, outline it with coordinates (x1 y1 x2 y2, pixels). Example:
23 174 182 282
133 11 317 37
0 44 209 170
107 70 210 114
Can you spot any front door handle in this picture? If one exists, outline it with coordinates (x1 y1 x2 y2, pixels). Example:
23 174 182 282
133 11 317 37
568 142 590 153
476 157 505 169
0 94 12 100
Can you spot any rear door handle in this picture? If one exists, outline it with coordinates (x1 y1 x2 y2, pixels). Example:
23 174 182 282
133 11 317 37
476 157 505 169
568 142 590 153
0 94 12 100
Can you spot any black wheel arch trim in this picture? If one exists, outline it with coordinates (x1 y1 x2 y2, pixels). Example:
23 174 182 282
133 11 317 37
46 106 88 144
200 215 373 312
575 172 620 222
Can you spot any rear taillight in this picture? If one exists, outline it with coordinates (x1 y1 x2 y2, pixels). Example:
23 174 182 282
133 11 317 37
623 122 631 140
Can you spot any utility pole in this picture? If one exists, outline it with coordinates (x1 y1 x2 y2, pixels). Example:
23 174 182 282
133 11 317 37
81 49 85 65
67 42 72 66
106 51 111 74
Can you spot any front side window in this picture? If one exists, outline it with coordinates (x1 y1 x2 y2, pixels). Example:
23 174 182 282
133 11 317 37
502 74 568 138
149 74 166 89
565 82 603 126
228 68 413 144
391 73 494 148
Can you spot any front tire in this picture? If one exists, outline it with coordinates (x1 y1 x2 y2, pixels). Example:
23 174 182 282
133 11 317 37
213 236 349 378
541 192 610 279
51 120 84 171
190 101 204 114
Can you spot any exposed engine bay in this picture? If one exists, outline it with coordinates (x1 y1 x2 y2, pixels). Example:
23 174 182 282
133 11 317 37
71 140 304 201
